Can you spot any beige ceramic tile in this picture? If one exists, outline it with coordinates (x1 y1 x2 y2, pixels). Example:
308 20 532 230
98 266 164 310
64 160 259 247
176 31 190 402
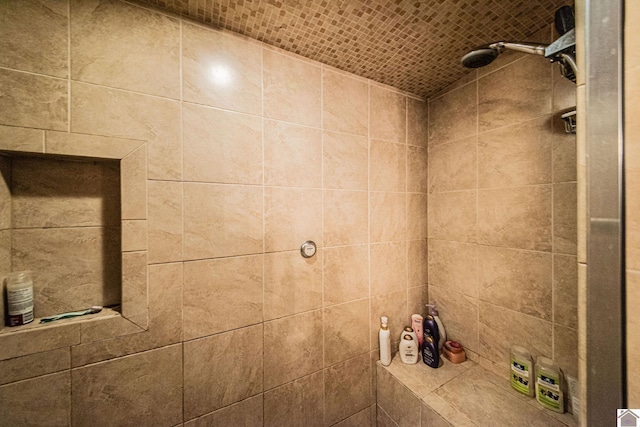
408 285 429 317
477 186 552 251
334 406 374 427
407 98 428 148
370 192 406 243
11 156 120 228
263 310 323 390
264 119 322 188
554 255 578 330
186 395 263 427
552 63 577 113
183 103 262 184
122 219 147 252
264 250 322 321
121 251 148 328
627 271 640 406
121 145 147 221
183 255 263 340
323 244 369 306
552 121 577 184
72 345 182 426
370 139 406 192
323 190 368 247
377 405 398 427
71 0 180 98
0 1 68 77
421 402 454 427
554 324 578 379
0 125 44 154
79 312 143 343
148 180 183 263
12 227 121 318
0 372 70 426
45 130 144 160
263 49 321 128
428 82 477 146
0 157 7 230
427 191 476 243
478 117 553 188
478 55 552 133
407 193 428 240
408 239 428 288
478 301 553 366
576 85 587 265
182 22 262 115
265 187 322 252
71 82 181 180
370 290 408 350
183 183 262 260
0 69 67 131
183 325 263 419
428 285 479 352
323 69 369 136
264 371 324 427
324 299 370 367
553 183 577 255
407 145 428 194
0 322 80 361
428 240 478 298
428 136 476 193
325 353 372 425
478 246 552 320
323 131 368 190
370 85 406 144
376 364 422 426
370 242 407 296
0 348 69 386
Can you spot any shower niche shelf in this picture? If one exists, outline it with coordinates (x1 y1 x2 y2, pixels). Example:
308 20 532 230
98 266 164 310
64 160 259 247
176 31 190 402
0 126 149 361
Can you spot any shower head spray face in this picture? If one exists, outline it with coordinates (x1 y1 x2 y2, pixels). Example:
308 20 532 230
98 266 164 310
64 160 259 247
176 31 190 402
460 48 499 68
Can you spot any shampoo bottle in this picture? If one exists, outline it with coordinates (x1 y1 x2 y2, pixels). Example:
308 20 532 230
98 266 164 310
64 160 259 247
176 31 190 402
399 333 419 364
535 357 564 413
421 336 440 368
379 316 391 366
422 314 440 353
426 304 446 352
510 345 535 397
411 314 424 349
400 326 418 343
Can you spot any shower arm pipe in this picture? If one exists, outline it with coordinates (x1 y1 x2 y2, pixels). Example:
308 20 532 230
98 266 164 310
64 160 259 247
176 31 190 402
488 41 548 56
557 51 579 77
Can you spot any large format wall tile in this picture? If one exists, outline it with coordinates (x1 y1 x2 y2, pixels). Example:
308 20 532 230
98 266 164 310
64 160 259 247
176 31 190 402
428 136 477 193
323 190 368 247
71 0 180 98
182 22 262 115
370 241 407 296
0 0 68 77
264 187 322 252
478 117 553 188
370 192 406 243
407 98 428 148
323 131 368 191
0 372 70 427
183 255 263 340
408 239 429 288
370 290 408 350
428 82 477 145
428 240 478 298
324 353 372 425
263 49 321 128
186 395 263 427
264 120 322 188
323 245 369 306
184 325 263 419
0 348 69 386
324 299 370 366
323 69 368 136
554 255 578 330
478 246 552 320
264 250 322 320
478 186 552 251
148 180 183 263
0 69 68 131
183 183 263 259
429 285 479 352
554 324 578 378
407 145 428 193
183 103 262 184
72 345 182 426
264 371 324 427
553 182 577 255
408 193 428 240
428 191 476 243
370 139 406 192
370 85 406 144
263 310 323 390
71 82 181 180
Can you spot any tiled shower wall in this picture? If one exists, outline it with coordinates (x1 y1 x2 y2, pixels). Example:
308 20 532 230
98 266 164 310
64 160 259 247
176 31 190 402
0 1 427 425
426 27 579 379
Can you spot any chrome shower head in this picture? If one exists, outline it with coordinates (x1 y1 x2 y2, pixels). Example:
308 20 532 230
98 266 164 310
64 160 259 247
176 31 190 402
460 41 548 69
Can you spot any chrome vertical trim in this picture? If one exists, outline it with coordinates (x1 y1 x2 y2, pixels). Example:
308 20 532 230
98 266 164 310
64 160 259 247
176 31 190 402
585 0 626 423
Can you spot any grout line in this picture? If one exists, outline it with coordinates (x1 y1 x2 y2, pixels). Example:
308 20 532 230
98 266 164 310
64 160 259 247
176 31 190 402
67 1 71 134
260 43 266 427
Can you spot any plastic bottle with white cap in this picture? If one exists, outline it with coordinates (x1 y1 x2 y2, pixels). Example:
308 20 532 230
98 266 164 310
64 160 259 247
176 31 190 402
379 316 391 366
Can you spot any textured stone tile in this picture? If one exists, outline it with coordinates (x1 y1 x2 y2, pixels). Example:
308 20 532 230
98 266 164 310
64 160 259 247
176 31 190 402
264 371 324 427
0 124 44 154
428 82 477 145
183 22 262 114
71 0 180 98
0 322 80 361
120 144 147 221
370 85 406 144
428 136 476 193
264 187 322 252
323 131 368 191
183 325 263 419
554 324 578 379
553 182 577 255
323 244 369 306
370 290 408 351
421 402 453 427
428 285 478 353
407 98 428 148
370 192 406 243
184 395 263 427
121 251 148 328
183 255 263 340
376 364 422 426
408 193 428 240
554 255 578 330
122 219 147 253
325 353 372 425
45 130 144 160
407 145 428 194
0 372 70 426
323 69 368 136
628 271 640 406
334 406 374 427
324 299 370 366
0 348 69 386
264 310 323 390
408 239 428 288
72 345 182 426
428 191 476 243
428 239 478 298
370 241 407 296
370 139 406 192
323 190 368 247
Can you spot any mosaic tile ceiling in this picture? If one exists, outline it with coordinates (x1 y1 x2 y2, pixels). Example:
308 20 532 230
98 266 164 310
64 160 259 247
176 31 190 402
135 0 571 98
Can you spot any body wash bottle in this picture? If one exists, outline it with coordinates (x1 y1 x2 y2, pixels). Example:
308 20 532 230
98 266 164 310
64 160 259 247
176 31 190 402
426 304 446 352
379 316 391 366
422 336 440 368
411 314 424 349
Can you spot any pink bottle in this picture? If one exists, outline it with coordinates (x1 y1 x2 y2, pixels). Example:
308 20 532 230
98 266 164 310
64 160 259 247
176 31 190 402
411 314 424 349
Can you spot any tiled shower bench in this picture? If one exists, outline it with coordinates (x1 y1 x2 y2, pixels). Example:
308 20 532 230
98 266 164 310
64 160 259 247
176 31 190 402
376 355 578 426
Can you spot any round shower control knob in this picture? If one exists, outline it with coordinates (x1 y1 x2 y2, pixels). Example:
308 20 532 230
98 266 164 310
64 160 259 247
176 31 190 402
300 241 317 258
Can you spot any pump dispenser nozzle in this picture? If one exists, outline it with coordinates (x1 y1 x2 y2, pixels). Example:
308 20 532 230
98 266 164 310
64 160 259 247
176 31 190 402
425 303 439 316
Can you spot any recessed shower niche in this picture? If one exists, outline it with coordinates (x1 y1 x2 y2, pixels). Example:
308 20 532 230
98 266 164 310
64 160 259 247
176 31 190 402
0 126 149 360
